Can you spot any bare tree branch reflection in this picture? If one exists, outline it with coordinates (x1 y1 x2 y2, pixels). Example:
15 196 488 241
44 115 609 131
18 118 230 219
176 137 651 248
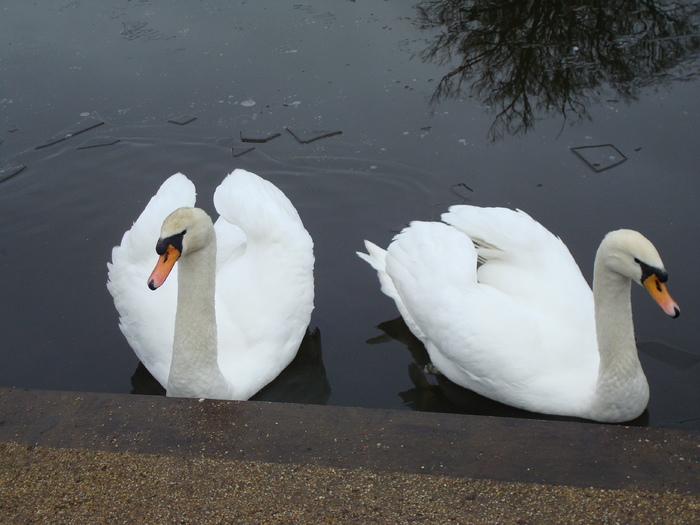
416 0 700 140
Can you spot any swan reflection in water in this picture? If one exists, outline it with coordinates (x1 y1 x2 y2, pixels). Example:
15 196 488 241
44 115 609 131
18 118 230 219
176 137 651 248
131 327 331 406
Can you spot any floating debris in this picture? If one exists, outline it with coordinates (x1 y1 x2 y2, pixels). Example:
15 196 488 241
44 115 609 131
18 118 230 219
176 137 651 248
77 136 121 150
450 182 474 199
240 130 281 143
571 144 627 172
216 137 256 157
0 161 27 183
240 99 256 107
34 115 105 149
285 127 342 144
231 142 256 158
7 124 18 133
168 114 197 126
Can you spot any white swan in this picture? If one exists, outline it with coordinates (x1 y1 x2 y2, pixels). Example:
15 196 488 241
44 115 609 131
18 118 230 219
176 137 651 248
107 169 314 400
358 206 680 422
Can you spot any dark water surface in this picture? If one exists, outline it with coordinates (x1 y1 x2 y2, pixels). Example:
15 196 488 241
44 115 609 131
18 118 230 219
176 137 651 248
1 1 698 428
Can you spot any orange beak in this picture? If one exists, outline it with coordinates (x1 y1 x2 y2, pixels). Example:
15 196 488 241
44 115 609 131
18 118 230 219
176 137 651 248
643 274 680 318
148 244 180 290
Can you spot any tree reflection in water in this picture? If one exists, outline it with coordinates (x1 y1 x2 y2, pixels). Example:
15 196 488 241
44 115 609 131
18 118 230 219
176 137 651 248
416 0 700 140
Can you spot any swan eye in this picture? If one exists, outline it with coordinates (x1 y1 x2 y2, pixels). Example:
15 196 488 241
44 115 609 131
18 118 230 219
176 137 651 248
634 257 668 284
156 230 186 255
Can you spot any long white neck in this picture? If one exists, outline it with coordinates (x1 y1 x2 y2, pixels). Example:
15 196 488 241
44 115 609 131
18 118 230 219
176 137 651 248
167 237 230 399
589 253 648 422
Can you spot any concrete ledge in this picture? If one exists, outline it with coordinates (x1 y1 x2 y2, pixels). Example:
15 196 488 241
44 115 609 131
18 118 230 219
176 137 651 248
1 387 698 494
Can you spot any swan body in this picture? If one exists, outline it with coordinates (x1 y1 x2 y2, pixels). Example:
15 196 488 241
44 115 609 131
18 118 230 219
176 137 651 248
358 206 679 422
108 169 314 400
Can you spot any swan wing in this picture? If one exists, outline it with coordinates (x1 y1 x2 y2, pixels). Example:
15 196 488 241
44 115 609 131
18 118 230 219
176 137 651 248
214 216 247 270
212 170 315 399
380 214 599 414
107 173 196 387
442 206 589 306
442 206 596 352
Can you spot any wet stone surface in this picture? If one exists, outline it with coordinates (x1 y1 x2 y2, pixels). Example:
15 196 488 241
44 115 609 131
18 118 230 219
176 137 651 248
0 388 699 523
1 388 698 494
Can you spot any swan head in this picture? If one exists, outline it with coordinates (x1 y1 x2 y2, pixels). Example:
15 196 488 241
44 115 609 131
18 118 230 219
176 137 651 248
598 229 680 318
147 207 214 290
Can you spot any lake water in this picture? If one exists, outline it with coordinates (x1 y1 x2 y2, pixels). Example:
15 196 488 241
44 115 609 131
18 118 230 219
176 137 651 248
1 1 698 429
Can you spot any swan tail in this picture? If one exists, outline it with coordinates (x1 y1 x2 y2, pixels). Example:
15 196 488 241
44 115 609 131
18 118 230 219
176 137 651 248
356 240 386 271
358 239 429 342
357 240 403 301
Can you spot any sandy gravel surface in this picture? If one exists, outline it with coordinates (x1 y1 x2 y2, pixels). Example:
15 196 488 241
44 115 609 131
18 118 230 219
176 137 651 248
2 441 698 524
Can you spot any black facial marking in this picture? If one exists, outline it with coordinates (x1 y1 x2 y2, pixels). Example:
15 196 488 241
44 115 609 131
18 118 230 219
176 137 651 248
634 257 668 284
156 230 186 255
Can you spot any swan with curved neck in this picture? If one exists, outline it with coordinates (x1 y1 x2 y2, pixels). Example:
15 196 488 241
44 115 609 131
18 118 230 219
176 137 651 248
358 206 679 422
108 169 314 400
147 207 229 398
